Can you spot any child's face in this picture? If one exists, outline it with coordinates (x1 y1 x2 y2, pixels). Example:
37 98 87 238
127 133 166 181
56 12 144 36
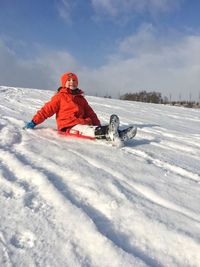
65 78 78 90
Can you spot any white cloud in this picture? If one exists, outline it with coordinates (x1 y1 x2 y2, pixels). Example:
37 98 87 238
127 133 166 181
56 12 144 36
119 23 158 55
79 26 200 101
1 27 200 101
91 0 182 17
56 0 73 23
56 0 183 23
0 39 79 89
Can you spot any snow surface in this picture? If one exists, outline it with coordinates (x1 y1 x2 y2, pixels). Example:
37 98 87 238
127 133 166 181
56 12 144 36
0 86 200 267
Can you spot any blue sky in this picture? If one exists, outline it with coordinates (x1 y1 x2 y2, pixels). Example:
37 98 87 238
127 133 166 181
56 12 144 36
0 0 200 100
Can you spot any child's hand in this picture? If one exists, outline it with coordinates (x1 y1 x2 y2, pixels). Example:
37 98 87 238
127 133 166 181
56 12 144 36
24 120 36 129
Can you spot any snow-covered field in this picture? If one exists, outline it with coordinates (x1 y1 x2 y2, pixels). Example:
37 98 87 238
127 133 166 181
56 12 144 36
0 86 200 267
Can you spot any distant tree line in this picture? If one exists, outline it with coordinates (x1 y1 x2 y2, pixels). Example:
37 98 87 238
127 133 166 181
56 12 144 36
120 91 163 104
170 101 200 108
119 90 200 108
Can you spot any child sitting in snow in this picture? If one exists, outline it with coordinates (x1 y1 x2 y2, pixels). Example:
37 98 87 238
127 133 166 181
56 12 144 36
25 72 114 140
25 72 136 141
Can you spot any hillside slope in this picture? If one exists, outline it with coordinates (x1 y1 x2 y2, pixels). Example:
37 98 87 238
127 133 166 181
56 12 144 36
0 86 200 267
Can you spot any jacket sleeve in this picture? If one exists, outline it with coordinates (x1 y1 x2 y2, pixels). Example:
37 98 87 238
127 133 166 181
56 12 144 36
84 98 101 126
32 94 60 125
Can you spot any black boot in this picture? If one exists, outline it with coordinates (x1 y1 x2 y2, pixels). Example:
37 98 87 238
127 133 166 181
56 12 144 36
95 115 120 141
94 125 109 139
118 126 137 141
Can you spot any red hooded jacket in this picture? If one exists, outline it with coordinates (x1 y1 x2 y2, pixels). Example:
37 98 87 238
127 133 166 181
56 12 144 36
32 87 101 130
